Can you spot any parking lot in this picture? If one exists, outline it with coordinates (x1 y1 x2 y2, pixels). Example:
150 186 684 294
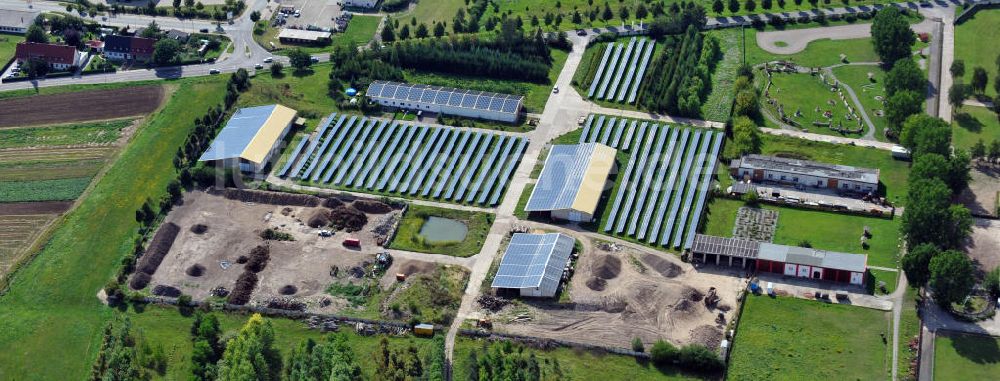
274 0 343 30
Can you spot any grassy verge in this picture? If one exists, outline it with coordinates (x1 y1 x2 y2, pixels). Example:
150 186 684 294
728 295 891 380
514 183 534 220
898 285 921 381
934 331 1000 380
0 34 24 67
0 77 227 380
700 198 901 268
452 336 704 380
952 105 1000 151
388 204 493 257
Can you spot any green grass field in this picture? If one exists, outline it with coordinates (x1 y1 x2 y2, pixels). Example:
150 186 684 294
701 198 901 268
239 63 339 119
764 71 868 137
934 331 1000 381
728 296 891 380
0 34 24 67
0 77 227 380
952 105 1000 151
256 14 380 56
747 32 880 68
955 9 1000 98
131 306 440 380
897 286 921 380
702 28 743 122
388 204 493 257
452 337 703 380
0 119 131 149
758 134 911 205
832 64 890 141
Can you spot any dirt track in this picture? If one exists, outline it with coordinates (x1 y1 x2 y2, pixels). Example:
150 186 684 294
0 86 165 128
0 201 73 215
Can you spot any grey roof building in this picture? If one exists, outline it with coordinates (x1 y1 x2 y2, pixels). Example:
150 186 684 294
491 233 575 297
689 234 868 285
730 154 879 193
0 8 39 34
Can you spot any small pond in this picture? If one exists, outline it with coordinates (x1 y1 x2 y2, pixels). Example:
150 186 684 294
417 217 468 243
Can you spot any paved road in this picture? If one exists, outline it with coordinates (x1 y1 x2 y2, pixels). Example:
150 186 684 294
760 126 904 150
2 0 219 32
937 9 957 122
756 19 936 55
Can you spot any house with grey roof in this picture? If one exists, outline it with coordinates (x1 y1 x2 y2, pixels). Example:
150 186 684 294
0 8 39 34
730 154 879 194
491 233 575 297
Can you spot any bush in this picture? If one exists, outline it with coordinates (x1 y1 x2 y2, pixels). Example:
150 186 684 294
632 337 645 353
650 340 678 365
260 228 294 241
985 267 1000 296
677 345 725 371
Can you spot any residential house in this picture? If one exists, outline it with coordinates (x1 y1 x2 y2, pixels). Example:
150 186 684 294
14 42 83 71
103 35 156 62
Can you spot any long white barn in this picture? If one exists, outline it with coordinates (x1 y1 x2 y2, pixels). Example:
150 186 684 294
366 81 523 123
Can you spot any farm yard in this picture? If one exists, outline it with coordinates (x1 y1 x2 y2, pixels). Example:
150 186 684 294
278 114 528 207
576 114 723 251
728 295 892 380
138 189 469 325
481 235 743 352
0 86 165 127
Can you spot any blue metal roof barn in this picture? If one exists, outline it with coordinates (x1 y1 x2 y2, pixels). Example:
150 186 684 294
491 233 575 297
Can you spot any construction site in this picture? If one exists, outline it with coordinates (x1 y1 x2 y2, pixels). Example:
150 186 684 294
477 237 744 350
133 189 466 320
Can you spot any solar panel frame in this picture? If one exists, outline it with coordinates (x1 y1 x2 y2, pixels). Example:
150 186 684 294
290 114 336 178
647 128 691 243
628 125 672 237
324 118 376 184
610 118 627 148
346 121 395 187
595 43 624 99
429 131 471 198
599 117 616 145
603 122 647 232
302 114 352 179
683 133 725 249
487 137 528 206
406 86 423 101
635 128 680 240
627 42 656 104
501 98 520 113
578 114 595 144
415 130 462 196
476 137 518 204
367 124 413 189
460 94 477 108
587 44 616 98
464 135 507 203
276 133 310 177
604 37 636 101
672 131 714 248
659 130 703 246
615 38 646 102
623 121 644 151
383 126 430 191
614 124 660 233
442 132 483 200
589 115 606 143
395 127 445 193
452 133 493 201
367 82 385 97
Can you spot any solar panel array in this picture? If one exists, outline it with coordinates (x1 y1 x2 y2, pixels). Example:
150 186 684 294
277 113 527 206
585 38 655 104
581 114 722 249
368 81 523 115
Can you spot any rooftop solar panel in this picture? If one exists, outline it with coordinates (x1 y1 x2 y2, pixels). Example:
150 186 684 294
368 82 384 97
491 233 574 292
406 86 423 101
394 85 410 100
488 97 504 111
447 91 464 107
461 94 477 108
420 89 437 103
434 90 450 104
501 99 520 113
475 96 491 109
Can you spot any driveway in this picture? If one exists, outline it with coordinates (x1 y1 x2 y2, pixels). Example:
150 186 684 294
756 19 937 55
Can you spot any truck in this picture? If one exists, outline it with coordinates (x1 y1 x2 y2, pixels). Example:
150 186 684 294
342 237 361 248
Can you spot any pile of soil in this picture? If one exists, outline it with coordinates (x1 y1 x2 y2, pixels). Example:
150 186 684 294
330 206 367 232
307 209 331 228
221 188 320 206
399 261 435 275
279 285 298 295
129 272 151 290
186 264 206 277
688 325 724 349
236 255 249 264
266 297 306 311
592 255 622 280
228 271 258 305
681 287 704 302
322 197 344 209
352 199 393 214
585 277 608 291
190 224 208 234
245 245 270 273
151 285 181 297
135 222 181 278
641 254 683 278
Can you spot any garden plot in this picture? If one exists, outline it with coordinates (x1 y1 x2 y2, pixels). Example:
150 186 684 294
142 189 466 321
486 238 742 351
582 114 724 250
0 213 59 280
279 114 527 206
584 37 655 104
733 207 778 242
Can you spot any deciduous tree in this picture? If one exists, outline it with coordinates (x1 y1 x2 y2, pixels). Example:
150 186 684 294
929 250 975 306
871 7 915 68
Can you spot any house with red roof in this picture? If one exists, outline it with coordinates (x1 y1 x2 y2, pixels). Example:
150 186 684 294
103 35 156 62
15 42 83 71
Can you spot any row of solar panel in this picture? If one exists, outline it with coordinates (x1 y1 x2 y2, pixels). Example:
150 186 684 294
586 38 655 104
368 82 521 113
586 115 720 248
279 114 527 206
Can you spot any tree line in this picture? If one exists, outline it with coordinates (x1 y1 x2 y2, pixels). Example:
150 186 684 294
638 25 719 117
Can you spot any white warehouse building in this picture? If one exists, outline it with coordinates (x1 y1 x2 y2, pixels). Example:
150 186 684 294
366 81 523 123
199 104 299 174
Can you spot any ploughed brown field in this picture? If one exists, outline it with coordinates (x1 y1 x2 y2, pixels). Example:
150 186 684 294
0 86 165 127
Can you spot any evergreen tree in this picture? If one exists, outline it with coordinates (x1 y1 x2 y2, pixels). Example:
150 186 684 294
217 314 282 381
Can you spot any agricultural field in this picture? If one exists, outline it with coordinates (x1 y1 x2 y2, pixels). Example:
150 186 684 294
0 77 227 380
0 86 164 127
0 211 60 283
0 119 132 149
728 296 892 380
955 9 1000 98
934 331 1000 380
279 114 528 207
701 198 901 268
572 114 723 251
952 105 1000 151
452 336 704 380
254 14 380 55
130 306 443 380
389 204 493 257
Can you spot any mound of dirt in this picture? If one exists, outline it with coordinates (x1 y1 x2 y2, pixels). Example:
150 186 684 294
399 261 435 275
681 287 704 302
151 285 181 297
352 199 393 214
688 325 724 349
592 255 622 280
236 255 249 264
190 224 208 234
186 264 206 277
673 299 695 313
129 272 151 290
329 206 367 232
641 254 684 278
279 285 298 295
307 209 331 228
586 277 608 291
322 197 344 209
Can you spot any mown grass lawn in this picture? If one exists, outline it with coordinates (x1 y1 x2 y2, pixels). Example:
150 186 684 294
934 331 1000 380
131 306 440 381
728 295 891 381
764 71 868 138
702 28 743 123
389 204 493 257
0 77 227 380
747 31 880 68
760 134 911 206
832 64 890 141
239 63 339 119
0 33 24 68
452 337 704 381
952 105 1000 151
700 198 901 268
955 9 1000 98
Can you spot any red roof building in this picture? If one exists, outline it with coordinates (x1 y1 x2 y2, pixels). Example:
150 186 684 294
15 42 81 69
